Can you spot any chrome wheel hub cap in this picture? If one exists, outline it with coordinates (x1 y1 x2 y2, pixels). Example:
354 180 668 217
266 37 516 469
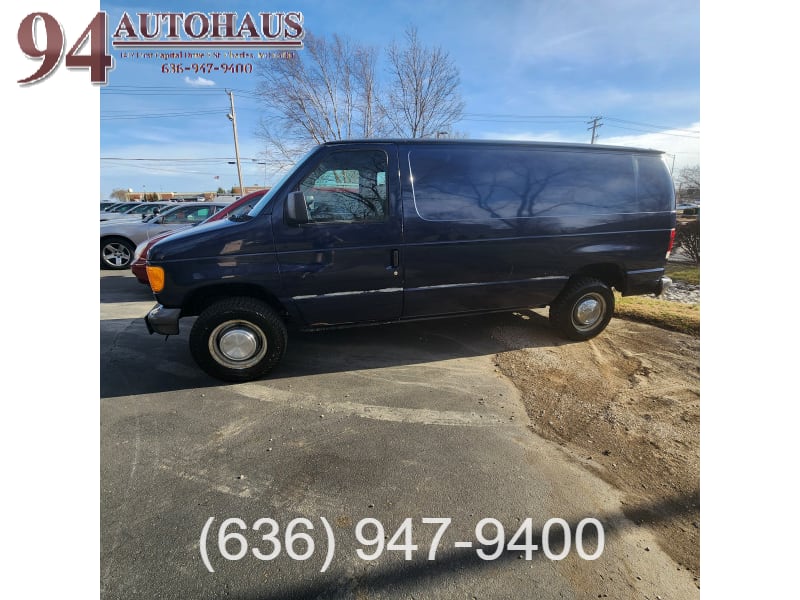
572 293 606 331
208 320 268 370
219 328 258 361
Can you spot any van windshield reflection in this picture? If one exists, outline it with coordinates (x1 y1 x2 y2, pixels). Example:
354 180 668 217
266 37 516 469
247 148 318 217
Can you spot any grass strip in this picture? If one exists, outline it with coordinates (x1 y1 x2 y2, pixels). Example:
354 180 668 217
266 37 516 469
615 293 700 335
665 263 700 285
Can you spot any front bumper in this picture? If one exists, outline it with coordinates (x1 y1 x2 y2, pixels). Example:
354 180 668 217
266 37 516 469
144 303 181 335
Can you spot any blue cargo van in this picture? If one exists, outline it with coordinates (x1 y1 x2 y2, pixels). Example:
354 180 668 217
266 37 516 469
145 140 675 381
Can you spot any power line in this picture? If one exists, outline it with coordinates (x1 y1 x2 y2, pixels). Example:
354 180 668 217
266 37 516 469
602 123 700 139
101 84 698 128
603 117 699 134
102 157 259 161
101 162 214 175
100 88 699 133
463 113 591 119
101 85 261 98
100 109 225 120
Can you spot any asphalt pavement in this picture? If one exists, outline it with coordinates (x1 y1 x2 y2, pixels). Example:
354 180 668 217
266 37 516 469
101 270 698 599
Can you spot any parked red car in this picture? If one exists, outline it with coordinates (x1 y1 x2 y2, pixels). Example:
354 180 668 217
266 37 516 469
130 190 267 284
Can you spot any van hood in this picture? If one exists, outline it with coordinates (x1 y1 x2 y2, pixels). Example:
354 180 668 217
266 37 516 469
149 216 274 263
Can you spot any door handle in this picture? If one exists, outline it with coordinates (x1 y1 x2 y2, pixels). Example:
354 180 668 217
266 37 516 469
388 249 400 276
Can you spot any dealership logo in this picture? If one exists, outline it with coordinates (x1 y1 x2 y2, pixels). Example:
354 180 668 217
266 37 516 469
16 10 305 86
112 12 305 48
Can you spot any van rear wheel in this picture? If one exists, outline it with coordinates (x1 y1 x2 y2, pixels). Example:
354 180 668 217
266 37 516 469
549 277 614 341
189 298 287 382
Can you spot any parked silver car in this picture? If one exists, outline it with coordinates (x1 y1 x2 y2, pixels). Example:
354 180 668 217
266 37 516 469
100 201 174 222
100 202 229 269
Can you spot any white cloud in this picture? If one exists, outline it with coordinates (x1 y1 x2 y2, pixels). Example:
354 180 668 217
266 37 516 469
184 76 215 87
600 122 700 174
479 130 584 143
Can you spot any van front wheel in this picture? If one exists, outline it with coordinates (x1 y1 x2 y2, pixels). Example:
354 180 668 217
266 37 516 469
189 298 287 382
549 278 614 341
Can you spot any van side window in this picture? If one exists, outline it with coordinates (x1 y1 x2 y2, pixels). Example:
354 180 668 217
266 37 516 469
298 150 388 223
409 148 636 220
637 155 675 212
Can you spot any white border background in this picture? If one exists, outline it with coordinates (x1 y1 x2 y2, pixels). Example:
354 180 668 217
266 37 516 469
5 1 98 595
700 2 797 597
4 1 798 597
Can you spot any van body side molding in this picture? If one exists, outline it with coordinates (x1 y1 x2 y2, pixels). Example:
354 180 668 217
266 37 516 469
292 287 403 301
405 275 569 292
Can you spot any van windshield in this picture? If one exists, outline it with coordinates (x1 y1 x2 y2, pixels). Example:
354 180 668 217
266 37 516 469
247 147 319 217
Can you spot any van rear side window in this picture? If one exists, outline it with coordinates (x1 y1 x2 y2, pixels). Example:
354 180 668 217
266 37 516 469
409 147 637 221
637 155 676 212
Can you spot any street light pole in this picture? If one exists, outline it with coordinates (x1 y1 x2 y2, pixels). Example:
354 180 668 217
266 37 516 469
230 159 268 188
256 160 267 187
226 90 245 196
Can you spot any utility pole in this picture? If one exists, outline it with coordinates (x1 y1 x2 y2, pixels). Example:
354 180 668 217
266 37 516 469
587 116 603 144
226 90 245 196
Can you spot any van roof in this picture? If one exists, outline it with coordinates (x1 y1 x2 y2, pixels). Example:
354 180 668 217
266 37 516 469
321 138 664 155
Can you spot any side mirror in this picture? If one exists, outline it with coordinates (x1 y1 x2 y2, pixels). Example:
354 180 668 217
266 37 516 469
285 191 309 225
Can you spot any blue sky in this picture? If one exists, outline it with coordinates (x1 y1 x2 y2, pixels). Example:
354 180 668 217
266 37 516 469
100 0 700 198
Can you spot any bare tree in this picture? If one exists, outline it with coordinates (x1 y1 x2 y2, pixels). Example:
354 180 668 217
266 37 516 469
381 26 465 138
675 219 700 263
109 188 129 201
254 27 466 168
676 165 700 201
255 33 380 168
353 45 381 138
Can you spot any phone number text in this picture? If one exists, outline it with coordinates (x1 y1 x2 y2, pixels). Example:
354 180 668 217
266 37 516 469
161 63 253 74
199 516 605 573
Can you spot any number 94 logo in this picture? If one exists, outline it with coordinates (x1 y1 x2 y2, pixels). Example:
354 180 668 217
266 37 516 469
17 12 114 86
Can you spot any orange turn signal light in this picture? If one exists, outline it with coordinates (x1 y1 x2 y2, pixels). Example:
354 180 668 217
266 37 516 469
146 266 165 293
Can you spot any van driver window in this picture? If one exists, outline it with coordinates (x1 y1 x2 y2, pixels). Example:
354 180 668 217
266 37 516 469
297 150 388 223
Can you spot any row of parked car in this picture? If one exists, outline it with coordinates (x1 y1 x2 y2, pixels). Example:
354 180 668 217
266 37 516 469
99 201 175 222
99 193 265 273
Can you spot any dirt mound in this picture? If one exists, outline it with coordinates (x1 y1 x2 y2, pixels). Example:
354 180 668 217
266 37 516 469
493 312 700 581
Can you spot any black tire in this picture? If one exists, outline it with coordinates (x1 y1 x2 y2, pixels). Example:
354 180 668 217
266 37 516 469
100 237 135 270
189 298 287 382
549 277 615 341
